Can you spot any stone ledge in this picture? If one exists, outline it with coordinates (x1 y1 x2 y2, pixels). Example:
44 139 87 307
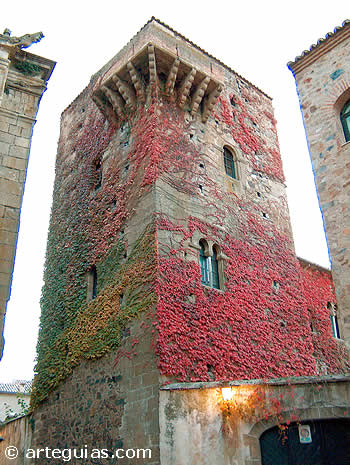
160 373 350 391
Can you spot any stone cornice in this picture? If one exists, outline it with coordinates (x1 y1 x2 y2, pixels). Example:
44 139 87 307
93 42 223 124
288 20 350 75
160 373 350 391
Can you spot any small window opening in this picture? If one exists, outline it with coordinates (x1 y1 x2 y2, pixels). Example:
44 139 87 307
124 141 129 147
262 212 268 218
257 192 261 197
199 162 205 169
211 246 220 290
87 266 97 301
199 240 210 286
230 97 236 106
224 147 237 179
190 133 194 139
124 164 129 173
340 99 350 142
198 184 203 194
328 302 340 338
94 158 102 190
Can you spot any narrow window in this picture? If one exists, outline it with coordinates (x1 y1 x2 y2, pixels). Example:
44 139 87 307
224 147 237 179
94 158 102 190
199 240 210 286
211 246 220 289
330 314 340 339
340 99 350 142
328 302 340 339
87 266 97 301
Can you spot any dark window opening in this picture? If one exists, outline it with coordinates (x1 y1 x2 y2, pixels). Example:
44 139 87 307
200 240 210 286
211 246 220 289
224 147 237 179
94 158 102 190
87 266 97 301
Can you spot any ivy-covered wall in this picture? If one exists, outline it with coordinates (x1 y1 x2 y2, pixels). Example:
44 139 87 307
31 18 350 464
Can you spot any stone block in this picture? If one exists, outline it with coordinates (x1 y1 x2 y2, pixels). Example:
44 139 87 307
0 205 4 217
0 192 21 208
0 284 9 301
0 141 9 155
0 230 16 246
0 178 21 196
4 207 19 220
8 125 22 136
0 244 14 261
0 131 15 145
0 166 19 182
2 155 27 170
0 272 10 286
0 259 12 274
0 121 9 132
0 216 19 233
15 136 30 148
8 145 28 159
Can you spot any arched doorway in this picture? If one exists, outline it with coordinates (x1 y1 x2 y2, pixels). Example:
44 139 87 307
260 419 350 465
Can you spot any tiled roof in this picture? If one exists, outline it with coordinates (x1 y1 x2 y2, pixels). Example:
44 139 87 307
0 380 32 395
288 20 350 69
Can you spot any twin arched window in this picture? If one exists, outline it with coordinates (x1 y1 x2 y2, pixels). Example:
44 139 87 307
340 99 350 142
199 240 220 289
223 147 237 179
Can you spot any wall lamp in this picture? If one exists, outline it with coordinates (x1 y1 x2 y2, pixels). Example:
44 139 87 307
221 387 233 401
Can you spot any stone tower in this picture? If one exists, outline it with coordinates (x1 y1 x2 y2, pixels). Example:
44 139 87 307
0 29 55 358
288 20 350 348
28 18 349 465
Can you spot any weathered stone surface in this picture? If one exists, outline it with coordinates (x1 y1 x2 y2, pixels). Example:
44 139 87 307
0 38 55 359
289 21 350 347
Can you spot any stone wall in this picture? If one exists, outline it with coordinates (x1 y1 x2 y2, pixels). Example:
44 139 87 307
32 317 160 465
288 22 350 347
0 45 55 358
159 376 350 465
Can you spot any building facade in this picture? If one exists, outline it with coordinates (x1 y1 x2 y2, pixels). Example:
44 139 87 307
0 30 55 358
3 18 348 465
288 20 350 348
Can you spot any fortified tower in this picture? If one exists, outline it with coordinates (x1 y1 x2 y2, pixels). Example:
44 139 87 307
0 29 55 358
288 20 350 348
29 18 349 465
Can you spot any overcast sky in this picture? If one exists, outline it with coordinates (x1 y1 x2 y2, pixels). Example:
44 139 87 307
1 0 348 382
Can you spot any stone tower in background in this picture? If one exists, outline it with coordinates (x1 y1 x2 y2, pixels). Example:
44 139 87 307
0 29 55 358
288 20 350 348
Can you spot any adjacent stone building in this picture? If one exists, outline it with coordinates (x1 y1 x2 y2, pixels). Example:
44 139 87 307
0 30 55 358
288 20 350 348
2 18 349 465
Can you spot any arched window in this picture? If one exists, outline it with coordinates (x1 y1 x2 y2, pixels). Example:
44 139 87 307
223 147 237 179
199 241 222 289
340 99 350 142
199 240 210 286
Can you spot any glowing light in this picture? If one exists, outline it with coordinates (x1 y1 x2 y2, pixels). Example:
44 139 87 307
222 387 233 401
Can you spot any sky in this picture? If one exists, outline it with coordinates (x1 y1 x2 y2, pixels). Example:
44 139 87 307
0 0 348 382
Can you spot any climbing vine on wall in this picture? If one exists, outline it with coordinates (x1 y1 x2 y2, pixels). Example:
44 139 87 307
35 76 350 409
